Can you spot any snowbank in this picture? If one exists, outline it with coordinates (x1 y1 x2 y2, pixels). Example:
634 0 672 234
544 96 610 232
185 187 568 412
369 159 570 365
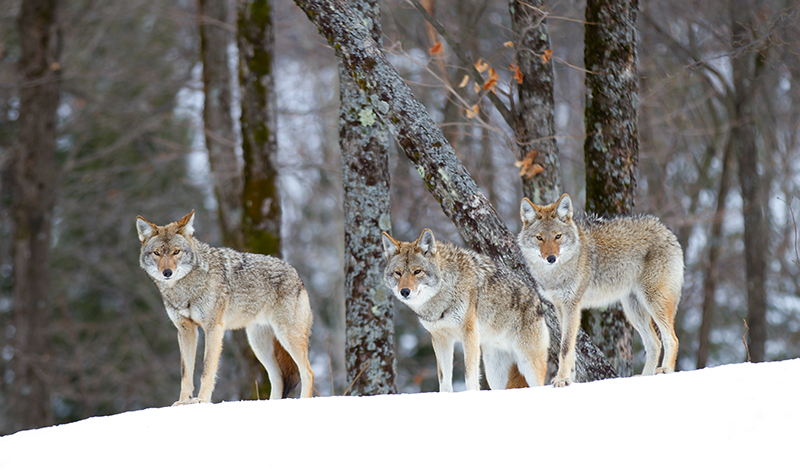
1 359 797 473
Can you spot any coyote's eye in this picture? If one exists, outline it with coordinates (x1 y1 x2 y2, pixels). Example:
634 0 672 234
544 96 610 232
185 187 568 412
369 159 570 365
153 250 161 256
413 269 422 276
394 270 402 278
173 249 181 255
555 234 562 240
535 235 543 241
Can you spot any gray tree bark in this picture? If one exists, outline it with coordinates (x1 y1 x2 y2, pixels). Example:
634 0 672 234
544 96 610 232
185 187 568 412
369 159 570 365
340 0 397 396
294 0 617 383
9 0 62 432
510 0 561 205
236 0 289 399
238 0 281 257
731 0 767 362
582 0 639 377
200 0 260 401
199 0 243 249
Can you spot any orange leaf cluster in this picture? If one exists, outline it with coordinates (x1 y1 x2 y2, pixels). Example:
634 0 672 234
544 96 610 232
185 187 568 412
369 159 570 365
474 58 489 73
429 41 443 55
515 151 545 178
511 64 523 84
541 49 552 64
465 104 480 119
482 67 498 93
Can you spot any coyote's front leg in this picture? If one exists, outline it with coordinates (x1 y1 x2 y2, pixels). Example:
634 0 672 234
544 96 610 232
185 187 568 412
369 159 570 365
173 317 198 405
194 319 225 403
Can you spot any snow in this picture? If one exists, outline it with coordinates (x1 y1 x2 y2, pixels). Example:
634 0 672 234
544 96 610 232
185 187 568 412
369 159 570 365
1 359 797 473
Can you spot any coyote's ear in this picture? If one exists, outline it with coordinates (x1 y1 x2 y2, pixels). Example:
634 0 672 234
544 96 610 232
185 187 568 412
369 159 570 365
417 229 436 256
136 216 157 244
176 210 195 238
555 193 573 221
381 232 400 260
520 198 539 227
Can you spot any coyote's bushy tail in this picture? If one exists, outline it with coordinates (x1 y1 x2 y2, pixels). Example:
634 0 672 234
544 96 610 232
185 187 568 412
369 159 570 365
274 340 300 398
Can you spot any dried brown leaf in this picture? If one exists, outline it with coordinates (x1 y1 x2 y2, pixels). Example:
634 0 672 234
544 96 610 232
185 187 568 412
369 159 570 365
526 163 545 178
511 64 523 84
474 58 489 73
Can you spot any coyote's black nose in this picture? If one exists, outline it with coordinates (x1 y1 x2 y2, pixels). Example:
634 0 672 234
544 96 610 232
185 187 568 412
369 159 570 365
546 255 556 264
400 288 410 298
163 269 173 278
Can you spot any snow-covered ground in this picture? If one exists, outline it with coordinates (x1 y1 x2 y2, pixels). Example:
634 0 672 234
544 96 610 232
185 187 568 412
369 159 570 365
1 359 797 473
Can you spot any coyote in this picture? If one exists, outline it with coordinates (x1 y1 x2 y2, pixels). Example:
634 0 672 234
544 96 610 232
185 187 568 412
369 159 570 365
382 229 549 391
136 210 314 404
518 193 684 387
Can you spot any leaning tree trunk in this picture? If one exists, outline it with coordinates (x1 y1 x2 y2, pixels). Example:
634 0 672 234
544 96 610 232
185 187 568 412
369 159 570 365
340 0 397 396
582 0 639 377
510 0 561 205
731 0 767 362
236 0 289 399
10 0 62 432
294 0 617 383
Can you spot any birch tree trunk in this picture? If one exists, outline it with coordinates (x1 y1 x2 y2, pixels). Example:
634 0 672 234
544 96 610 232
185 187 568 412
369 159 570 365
340 0 397 396
9 0 62 432
582 0 639 377
294 0 617 383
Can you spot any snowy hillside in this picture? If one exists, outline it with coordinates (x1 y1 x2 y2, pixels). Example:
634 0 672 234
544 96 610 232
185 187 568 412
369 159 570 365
1 359 797 474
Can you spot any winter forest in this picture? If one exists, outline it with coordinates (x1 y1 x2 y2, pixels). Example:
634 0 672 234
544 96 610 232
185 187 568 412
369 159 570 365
0 0 798 434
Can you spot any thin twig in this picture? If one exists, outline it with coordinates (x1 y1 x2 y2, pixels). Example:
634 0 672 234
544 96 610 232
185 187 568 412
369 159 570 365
386 42 508 141
742 319 751 363
406 0 515 128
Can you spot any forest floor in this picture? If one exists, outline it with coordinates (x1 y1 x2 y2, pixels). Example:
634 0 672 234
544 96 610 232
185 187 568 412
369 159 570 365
1 358 797 473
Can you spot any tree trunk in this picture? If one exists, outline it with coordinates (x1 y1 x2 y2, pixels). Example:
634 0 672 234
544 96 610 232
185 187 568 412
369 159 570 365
200 0 253 401
582 0 639 377
238 0 281 257
510 0 561 205
199 0 243 249
9 0 62 432
697 137 734 369
294 0 617 383
340 0 397 396
731 0 767 362
236 0 284 399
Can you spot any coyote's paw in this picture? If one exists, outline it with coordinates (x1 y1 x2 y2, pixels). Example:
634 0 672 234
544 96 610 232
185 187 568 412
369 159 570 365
552 376 572 388
655 367 674 375
172 397 205 406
